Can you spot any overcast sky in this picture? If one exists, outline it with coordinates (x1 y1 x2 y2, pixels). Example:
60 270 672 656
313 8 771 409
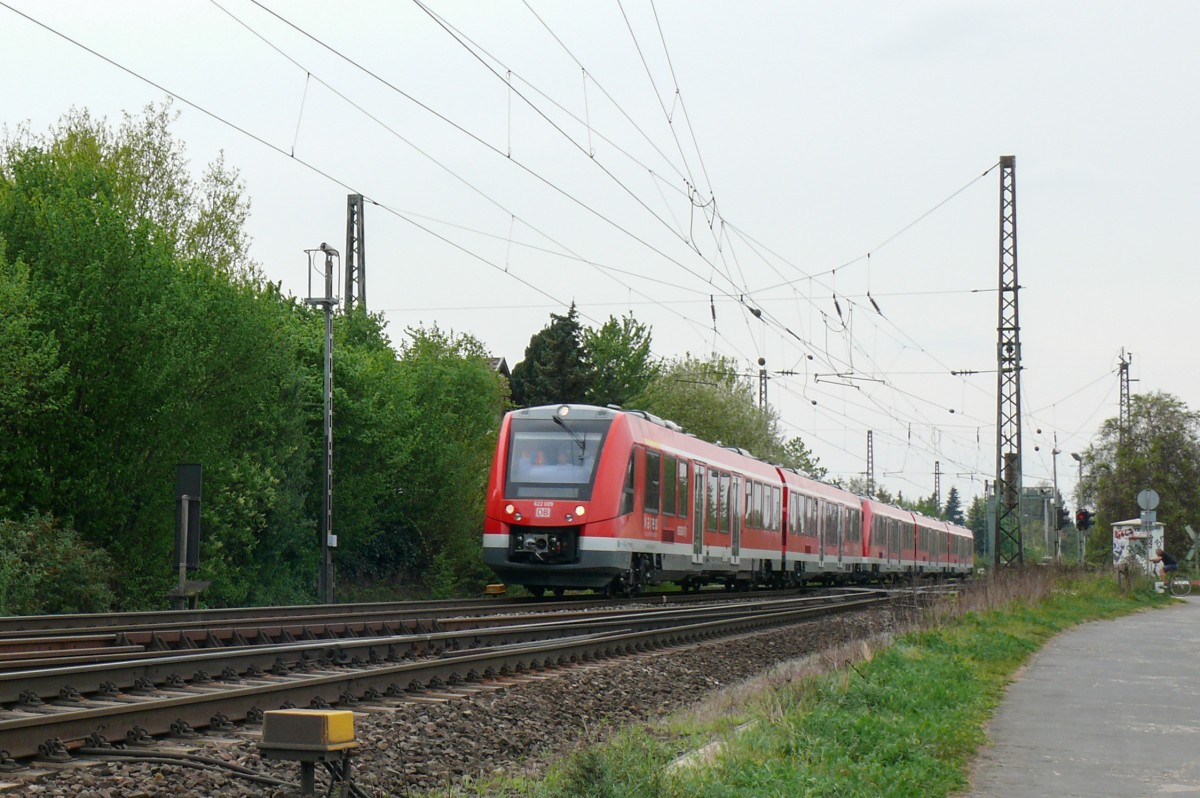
4 0 1197 511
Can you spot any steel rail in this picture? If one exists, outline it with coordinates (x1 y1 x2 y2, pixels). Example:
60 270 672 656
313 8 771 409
0 588 868 667
0 594 887 760
0 592 881 703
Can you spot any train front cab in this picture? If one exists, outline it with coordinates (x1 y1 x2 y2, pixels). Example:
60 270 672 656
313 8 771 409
482 405 627 593
482 405 783 596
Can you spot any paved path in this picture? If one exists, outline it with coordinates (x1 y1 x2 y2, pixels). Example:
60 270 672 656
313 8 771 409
967 595 1200 797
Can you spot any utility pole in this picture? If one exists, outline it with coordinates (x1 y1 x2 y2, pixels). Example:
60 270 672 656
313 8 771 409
344 194 366 310
866 431 875 498
1071 452 1084 562
993 155 1024 568
934 461 941 510
306 243 340 604
1118 348 1132 448
757 357 767 410
1052 438 1061 562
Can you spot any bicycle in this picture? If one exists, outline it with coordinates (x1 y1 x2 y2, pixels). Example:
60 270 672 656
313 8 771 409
1165 568 1192 597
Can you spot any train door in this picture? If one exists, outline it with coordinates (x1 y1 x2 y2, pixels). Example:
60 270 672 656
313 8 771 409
836 505 844 567
730 476 742 565
691 463 705 564
817 499 826 567
644 449 662 540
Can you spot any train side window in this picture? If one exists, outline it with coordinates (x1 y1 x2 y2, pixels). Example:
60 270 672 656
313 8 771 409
620 452 636 515
693 465 705 538
706 468 720 534
678 461 689 518
706 469 719 534
771 486 781 532
663 456 677 517
644 450 661 514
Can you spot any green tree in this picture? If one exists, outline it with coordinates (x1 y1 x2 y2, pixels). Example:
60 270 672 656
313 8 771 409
1080 391 1200 561
510 303 590 407
779 437 826 479
580 312 658 408
0 247 65 515
944 486 965 525
965 495 989 555
387 326 508 596
0 104 315 608
637 353 777 459
908 493 940 517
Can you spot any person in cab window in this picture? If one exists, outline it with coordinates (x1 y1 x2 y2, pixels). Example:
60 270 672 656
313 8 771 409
514 445 533 478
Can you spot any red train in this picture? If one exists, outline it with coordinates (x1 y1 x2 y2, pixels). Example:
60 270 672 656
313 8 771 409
482 404 974 596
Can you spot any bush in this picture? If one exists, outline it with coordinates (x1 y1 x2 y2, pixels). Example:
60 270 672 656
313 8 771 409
0 513 116 614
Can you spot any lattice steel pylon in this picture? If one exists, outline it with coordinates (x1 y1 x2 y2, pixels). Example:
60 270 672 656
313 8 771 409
993 156 1023 567
866 430 875 498
934 461 941 510
344 194 366 310
1118 348 1132 448
757 358 767 409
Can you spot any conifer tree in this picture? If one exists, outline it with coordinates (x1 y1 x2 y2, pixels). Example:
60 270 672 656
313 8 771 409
510 303 591 407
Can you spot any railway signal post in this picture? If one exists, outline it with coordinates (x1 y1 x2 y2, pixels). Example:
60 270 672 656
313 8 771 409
306 243 340 605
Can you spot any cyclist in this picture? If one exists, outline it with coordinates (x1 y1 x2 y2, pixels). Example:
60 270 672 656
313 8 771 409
1150 547 1179 587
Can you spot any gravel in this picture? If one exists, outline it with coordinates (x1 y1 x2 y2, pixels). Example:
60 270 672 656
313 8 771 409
10 604 908 797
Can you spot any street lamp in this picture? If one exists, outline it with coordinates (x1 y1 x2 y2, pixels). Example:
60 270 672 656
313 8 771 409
1071 452 1084 562
1052 445 1061 561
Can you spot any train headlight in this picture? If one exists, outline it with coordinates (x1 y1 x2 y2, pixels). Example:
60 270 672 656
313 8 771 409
575 505 586 517
557 404 570 417
504 504 515 515
565 514 573 522
514 512 522 521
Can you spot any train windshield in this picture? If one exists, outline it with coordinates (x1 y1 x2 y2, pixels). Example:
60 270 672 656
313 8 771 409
505 417 612 500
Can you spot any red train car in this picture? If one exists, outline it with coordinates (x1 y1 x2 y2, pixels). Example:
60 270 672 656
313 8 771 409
482 403 974 594
778 468 863 584
861 498 917 581
482 404 784 596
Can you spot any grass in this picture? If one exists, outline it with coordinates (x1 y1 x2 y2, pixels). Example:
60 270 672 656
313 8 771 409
454 569 1170 798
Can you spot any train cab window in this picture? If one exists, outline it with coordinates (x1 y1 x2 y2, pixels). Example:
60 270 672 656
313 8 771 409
505 415 611 500
644 450 661 514
620 453 635 515
678 461 689 519
663 456 677 516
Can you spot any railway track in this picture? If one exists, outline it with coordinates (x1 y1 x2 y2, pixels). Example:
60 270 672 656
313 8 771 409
0 590 890 765
0 586 840 670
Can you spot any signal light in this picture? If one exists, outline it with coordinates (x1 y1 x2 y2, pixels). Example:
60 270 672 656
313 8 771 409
1075 509 1094 531
1056 506 1070 531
